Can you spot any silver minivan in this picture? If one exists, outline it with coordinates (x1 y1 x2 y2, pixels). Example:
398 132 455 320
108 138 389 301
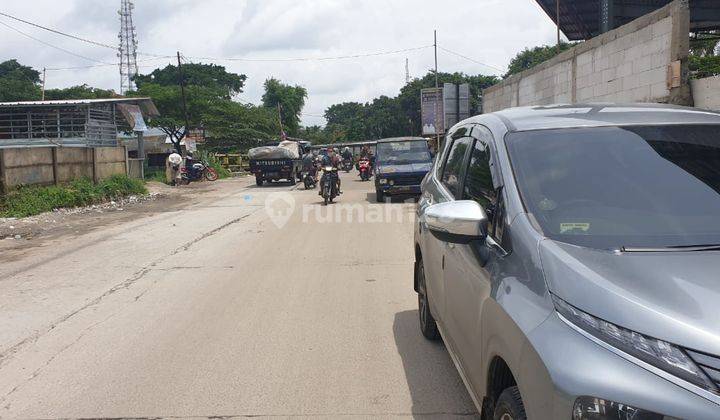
414 104 720 419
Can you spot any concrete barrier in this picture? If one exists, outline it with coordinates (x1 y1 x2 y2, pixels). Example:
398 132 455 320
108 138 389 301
483 0 691 113
0 146 129 193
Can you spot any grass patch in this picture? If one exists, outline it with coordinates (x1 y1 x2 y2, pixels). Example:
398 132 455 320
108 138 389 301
0 175 147 218
144 168 168 184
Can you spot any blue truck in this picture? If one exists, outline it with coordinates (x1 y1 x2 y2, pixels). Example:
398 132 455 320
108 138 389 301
374 137 433 202
249 141 311 186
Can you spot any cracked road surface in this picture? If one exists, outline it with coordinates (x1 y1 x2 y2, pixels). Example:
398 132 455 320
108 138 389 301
0 173 477 419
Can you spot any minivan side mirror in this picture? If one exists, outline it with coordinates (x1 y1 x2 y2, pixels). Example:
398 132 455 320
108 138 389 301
424 200 488 244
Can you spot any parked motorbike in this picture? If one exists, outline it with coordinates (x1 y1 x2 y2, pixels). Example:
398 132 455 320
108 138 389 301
321 166 339 205
180 160 219 184
341 158 353 173
358 157 372 181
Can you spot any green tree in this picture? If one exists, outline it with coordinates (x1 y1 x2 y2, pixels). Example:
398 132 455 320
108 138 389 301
505 43 573 77
44 84 116 100
0 59 41 102
324 102 368 142
298 125 332 145
364 95 409 139
261 78 307 136
134 63 246 99
202 100 280 152
131 62 248 153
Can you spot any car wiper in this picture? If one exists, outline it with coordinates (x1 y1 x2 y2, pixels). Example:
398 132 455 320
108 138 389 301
621 244 720 252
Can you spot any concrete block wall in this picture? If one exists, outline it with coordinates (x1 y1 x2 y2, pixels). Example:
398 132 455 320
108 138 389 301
56 148 93 183
0 146 129 192
483 0 690 113
691 76 720 111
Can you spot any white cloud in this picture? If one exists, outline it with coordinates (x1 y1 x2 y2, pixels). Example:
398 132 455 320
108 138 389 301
0 0 558 125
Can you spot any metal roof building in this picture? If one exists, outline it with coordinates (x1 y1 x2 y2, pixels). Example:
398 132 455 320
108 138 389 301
0 98 159 149
535 0 720 41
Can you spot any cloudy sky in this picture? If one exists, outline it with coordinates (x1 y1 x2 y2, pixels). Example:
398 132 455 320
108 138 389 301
0 0 559 125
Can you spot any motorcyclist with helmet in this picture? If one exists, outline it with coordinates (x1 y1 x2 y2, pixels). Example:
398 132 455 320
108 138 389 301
319 147 342 196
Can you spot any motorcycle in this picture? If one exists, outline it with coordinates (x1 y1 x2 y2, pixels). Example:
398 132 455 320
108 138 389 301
341 158 353 173
303 168 317 190
321 166 339 205
358 157 372 181
180 160 219 184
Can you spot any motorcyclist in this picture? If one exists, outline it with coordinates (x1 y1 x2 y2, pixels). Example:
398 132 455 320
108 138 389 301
302 150 317 181
360 145 375 169
341 147 353 161
319 147 342 195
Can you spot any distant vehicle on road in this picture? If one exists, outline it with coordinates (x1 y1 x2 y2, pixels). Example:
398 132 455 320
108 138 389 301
248 141 306 186
374 137 432 202
358 157 372 181
320 165 339 205
415 104 720 420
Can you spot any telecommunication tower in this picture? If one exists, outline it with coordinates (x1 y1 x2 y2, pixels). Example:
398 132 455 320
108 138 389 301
118 0 139 94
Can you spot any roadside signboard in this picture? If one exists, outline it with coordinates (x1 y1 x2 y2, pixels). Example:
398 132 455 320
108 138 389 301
421 88 444 135
443 83 470 129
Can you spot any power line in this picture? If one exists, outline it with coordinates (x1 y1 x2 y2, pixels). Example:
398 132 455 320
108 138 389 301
0 11 170 58
0 11 117 50
437 45 504 73
0 10 432 66
185 45 433 63
0 20 113 65
45 56 170 71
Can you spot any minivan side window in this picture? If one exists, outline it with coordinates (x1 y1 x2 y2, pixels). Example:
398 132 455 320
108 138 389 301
463 130 501 238
464 138 495 209
441 136 472 198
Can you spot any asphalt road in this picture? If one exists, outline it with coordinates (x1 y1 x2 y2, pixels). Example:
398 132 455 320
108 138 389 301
0 172 477 419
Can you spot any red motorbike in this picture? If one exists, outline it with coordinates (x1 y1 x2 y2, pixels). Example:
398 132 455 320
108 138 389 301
358 157 372 181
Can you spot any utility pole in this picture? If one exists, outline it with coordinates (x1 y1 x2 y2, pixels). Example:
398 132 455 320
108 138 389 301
433 30 439 88
556 0 561 47
41 68 46 101
177 51 191 155
405 58 410 85
276 104 286 140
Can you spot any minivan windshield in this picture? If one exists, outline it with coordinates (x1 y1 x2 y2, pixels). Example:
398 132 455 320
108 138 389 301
506 125 720 250
377 141 431 165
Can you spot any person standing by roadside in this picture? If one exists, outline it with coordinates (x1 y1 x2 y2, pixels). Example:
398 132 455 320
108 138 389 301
166 152 183 186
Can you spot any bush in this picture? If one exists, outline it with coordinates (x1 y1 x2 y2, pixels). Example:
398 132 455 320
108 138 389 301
689 55 720 79
144 168 168 184
197 150 232 178
0 175 147 218
98 174 147 198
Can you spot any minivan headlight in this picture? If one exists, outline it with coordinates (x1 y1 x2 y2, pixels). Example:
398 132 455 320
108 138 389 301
572 396 673 420
552 295 717 394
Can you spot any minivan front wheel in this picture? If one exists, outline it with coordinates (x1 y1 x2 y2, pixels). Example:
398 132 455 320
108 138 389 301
494 386 526 420
417 260 440 341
